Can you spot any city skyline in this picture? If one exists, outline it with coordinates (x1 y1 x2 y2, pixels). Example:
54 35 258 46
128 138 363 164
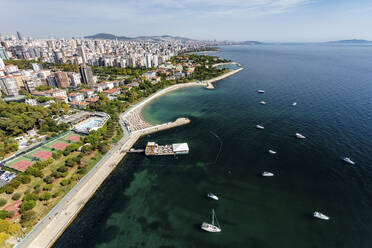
2 0 372 42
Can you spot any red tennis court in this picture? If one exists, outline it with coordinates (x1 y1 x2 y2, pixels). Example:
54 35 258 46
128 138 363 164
33 150 52 160
66 135 80 142
11 160 33 172
51 142 68 151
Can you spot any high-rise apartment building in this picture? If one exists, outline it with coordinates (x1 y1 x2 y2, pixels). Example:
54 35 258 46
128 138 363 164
79 65 94 85
16 31 23 40
0 47 9 60
54 71 70 88
0 76 19 96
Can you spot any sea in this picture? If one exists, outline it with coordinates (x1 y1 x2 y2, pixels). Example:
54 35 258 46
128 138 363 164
53 44 372 248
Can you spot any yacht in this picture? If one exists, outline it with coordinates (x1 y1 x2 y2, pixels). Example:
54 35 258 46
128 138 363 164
201 209 221 233
292 102 297 106
296 133 306 139
342 157 355 165
262 172 274 177
313 211 330 220
256 125 264 130
207 193 219 201
257 90 265 93
268 150 277 154
260 101 266 105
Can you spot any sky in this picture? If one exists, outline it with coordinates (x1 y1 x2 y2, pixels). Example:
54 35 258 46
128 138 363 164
1 0 372 42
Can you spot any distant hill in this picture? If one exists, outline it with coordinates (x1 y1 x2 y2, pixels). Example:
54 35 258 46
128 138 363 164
240 41 263 45
327 39 372 44
85 33 193 41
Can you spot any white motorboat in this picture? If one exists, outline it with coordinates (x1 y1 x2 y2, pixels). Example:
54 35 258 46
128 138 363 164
292 102 297 106
207 193 219 201
313 211 330 220
260 101 266 105
256 125 264 130
268 150 277 154
201 209 221 233
296 133 306 139
342 157 355 165
262 172 274 177
257 90 265 93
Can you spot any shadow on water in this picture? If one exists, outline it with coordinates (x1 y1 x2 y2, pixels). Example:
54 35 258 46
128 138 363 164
53 157 140 248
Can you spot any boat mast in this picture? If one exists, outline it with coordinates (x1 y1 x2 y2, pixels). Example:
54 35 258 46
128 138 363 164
212 209 215 226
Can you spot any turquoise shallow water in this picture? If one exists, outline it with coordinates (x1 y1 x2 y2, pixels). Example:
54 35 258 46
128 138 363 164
54 44 372 248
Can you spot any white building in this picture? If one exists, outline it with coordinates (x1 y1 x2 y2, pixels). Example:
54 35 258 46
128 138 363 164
0 58 5 70
0 76 19 96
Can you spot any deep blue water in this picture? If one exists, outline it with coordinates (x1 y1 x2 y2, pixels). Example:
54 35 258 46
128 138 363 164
54 44 372 248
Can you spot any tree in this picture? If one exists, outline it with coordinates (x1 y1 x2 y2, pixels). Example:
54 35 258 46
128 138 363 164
65 157 75 167
60 179 71 186
20 210 36 226
39 192 52 201
57 166 68 173
16 175 31 184
0 199 6 207
52 150 63 160
23 193 38 201
0 233 10 246
11 193 21 201
44 176 54 184
43 184 53 191
19 200 36 213
98 142 110 154
0 210 14 219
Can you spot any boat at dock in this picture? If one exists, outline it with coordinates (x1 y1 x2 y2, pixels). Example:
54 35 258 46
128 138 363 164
201 209 221 233
257 90 265 93
296 133 306 139
256 125 264 130
207 193 219 201
313 211 330 220
145 142 189 156
262 172 274 177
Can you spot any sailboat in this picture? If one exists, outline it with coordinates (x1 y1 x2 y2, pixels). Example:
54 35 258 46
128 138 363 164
201 209 221 233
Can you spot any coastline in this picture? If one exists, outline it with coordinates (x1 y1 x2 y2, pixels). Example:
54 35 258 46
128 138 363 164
16 66 243 248
125 67 244 127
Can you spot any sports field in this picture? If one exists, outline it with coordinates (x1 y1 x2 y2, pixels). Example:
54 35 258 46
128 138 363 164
5 131 83 172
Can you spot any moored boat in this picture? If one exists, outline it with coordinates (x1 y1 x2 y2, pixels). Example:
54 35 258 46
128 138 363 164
342 157 355 165
201 209 221 233
262 171 274 177
296 133 306 139
256 125 264 130
313 211 330 220
207 193 219 201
